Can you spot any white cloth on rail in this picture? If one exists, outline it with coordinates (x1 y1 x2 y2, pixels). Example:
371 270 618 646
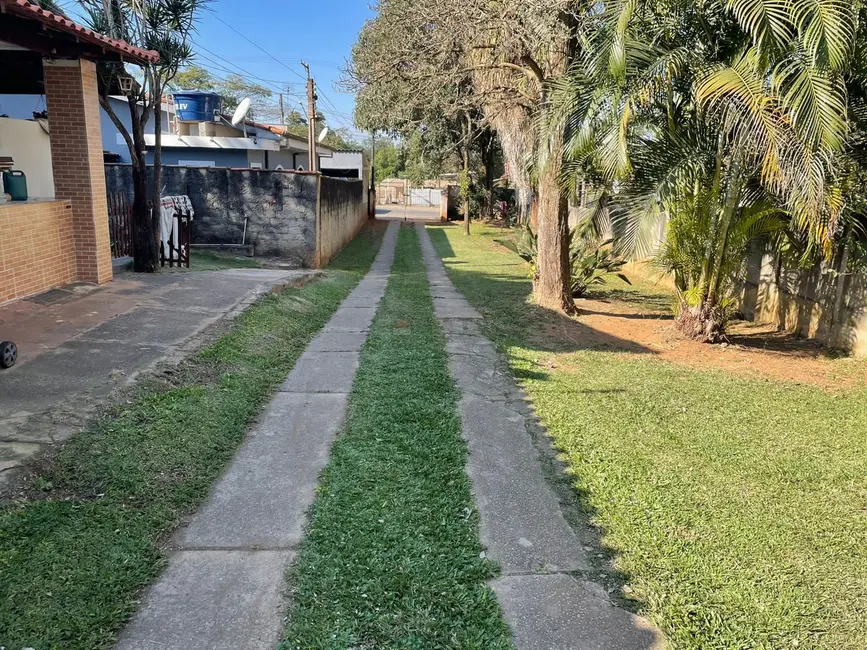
159 195 195 262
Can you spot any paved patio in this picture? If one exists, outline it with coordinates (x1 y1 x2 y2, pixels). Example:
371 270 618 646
0 268 315 491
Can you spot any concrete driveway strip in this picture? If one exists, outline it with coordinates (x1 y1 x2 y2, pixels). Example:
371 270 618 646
115 222 400 650
416 224 664 650
0 269 312 491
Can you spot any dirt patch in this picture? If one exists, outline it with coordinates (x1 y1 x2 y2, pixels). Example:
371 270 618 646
532 294 866 392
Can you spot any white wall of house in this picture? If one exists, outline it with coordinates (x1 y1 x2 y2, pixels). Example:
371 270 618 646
0 94 283 168
248 149 266 169
268 149 298 170
0 116 54 198
320 151 364 177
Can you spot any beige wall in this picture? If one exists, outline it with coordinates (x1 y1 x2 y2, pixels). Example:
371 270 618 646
0 117 55 199
316 176 366 267
740 250 867 357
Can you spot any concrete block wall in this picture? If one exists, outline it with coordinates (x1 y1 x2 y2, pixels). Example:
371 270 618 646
740 249 867 356
0 200 77 304
317 175 366 267
105 166 364 268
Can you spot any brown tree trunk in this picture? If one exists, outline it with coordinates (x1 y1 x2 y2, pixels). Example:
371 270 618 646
484 137 495 221
480 128 495 221
463 114 471 236
533 126 573 312
150 94 164 270
128 99 158 273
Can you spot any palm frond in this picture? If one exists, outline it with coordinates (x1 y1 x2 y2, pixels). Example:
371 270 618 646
791 0 855 71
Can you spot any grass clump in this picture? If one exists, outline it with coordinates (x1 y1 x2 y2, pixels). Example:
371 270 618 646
428 223 867 650
281 225 512 650
0 227 384 650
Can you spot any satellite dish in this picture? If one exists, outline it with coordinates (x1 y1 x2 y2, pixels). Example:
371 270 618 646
231 97 252 126
317 127 330 143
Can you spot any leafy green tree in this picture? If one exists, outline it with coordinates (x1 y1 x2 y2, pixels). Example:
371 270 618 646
347 0 589 309
373 140 404 182
548 0 861 340
346 0 481 234
173 64 214 91
171 65 275 120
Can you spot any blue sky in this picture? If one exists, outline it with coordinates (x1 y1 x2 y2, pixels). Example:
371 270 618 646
192 0 374 138
54 0 373 137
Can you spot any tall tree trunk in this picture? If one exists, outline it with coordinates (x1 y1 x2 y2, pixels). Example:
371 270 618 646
128 100 158 273
482 128 495 221
462 114 471 236
533 124 573 312
150 93 164 270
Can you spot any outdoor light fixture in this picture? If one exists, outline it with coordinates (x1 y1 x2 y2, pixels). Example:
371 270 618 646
118 73 135 94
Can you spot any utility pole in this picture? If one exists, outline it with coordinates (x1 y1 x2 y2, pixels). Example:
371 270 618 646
301 61 318 173
278 93 285 126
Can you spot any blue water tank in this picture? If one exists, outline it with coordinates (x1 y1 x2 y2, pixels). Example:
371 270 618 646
172 91 223 122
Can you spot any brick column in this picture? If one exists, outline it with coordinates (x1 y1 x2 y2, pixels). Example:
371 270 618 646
43 58 113 284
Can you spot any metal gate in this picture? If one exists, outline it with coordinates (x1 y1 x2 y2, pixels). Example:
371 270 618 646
409 188 442 207
107 193 134 258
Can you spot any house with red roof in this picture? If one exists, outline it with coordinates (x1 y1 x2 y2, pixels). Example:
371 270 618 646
0 0 157 303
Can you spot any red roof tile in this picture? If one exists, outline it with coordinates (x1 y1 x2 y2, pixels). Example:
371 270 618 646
0 0 159 63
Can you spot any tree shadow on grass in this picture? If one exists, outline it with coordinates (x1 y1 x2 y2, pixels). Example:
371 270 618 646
586 287 675 314
428 227 657 357
726 321 848 358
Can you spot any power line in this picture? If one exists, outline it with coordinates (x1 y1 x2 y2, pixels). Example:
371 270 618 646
316 90 357 131
195 15 358 134
209 12 307 82
194 46 291 93
192 46 308 112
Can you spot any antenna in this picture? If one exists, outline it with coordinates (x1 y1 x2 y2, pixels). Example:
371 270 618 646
231 97 252 126
317 127 329 144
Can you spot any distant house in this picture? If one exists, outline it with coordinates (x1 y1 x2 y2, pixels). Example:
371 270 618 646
0 93 338 169
321 150 367 180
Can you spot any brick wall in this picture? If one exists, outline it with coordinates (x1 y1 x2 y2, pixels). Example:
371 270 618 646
43 58 112 285
0 200 77 304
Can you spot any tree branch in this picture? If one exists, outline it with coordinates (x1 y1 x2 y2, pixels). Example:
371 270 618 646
100 93 138 171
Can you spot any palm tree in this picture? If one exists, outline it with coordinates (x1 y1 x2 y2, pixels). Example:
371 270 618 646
81 0 205 272
549 0 860 341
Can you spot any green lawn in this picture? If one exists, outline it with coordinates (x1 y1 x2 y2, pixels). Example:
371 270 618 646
0 226 385 650
281 225 512 649
428 223 867 650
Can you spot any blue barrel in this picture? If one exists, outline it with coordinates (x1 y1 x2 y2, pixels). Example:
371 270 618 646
172 91 223 122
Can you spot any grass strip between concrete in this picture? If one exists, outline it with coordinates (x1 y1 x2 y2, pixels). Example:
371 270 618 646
0 226 385 650
428 223 867 650
281 225 513 649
